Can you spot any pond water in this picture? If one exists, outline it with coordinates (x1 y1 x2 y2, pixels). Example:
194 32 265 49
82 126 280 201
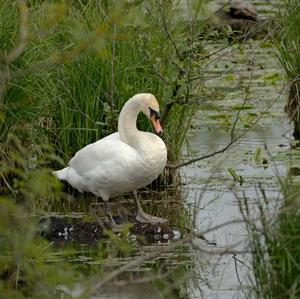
182 46 289 298
182 1 291 298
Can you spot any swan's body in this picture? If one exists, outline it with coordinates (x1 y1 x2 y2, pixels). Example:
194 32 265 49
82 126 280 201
55 131 166 199
53 93 167 226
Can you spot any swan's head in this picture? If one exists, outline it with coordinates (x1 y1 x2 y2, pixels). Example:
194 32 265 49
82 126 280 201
139 93 163 134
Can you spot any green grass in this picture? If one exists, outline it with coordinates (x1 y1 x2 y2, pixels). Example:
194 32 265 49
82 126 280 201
0 0 197 181
247 7 300 295
0 0 205 219
0 1 205 297
274 0 300 138
242 178 300 299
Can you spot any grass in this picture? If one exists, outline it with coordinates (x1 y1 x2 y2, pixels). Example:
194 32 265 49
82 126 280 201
243 3 300 295
0 0 205 221
274 0 300 139
241 177 300 299
0 1 205 297
246 7 300 294
0 0 199 188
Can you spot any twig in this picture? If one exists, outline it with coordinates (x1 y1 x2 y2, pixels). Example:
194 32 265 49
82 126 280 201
167 133 241 169
231 70 253 142
167 75 294 169
161 2 183 61
233 254 242 285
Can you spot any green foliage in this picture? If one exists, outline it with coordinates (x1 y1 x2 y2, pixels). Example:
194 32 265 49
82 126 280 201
274 0 300 134
255 2 300 293
0 0 203 297
244 178 300 298
227 167 244 185
275 1 300 80
0 198 76 299
0 0 199 177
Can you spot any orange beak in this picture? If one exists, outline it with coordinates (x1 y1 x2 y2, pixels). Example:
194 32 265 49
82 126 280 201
150 115 163 134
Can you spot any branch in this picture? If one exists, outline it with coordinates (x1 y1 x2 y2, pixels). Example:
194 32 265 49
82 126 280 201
161 1 183 61
168 75 294 169
230 70 253 141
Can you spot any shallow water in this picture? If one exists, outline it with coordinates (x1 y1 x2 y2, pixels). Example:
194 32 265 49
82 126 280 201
181 1 291 296
183 123 290 298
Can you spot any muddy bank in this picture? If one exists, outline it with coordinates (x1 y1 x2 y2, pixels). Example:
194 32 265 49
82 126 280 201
39 216 176 245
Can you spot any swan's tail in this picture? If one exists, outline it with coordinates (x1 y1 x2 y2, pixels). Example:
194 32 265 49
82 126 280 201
52 167 68 181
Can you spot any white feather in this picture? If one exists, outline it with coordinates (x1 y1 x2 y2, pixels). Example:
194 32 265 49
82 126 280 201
53 93 167 201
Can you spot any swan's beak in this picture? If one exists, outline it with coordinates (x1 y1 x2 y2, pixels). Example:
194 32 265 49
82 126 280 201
150 115 163 134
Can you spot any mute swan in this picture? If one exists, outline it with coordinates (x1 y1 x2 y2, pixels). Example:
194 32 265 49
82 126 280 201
53 93 168 228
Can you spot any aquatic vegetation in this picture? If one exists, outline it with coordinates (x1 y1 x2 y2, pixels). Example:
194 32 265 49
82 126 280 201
0 198 79 299
241 176 300 299
2 0 291 297
274 0 300 139
0 0 204 192
244 2 300 295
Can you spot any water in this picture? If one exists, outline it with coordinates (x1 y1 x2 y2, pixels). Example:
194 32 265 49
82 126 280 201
183 122 290 298
181 1 290 296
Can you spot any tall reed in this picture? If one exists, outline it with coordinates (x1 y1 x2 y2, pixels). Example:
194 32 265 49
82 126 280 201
241 177 300 298
275 0 300 139
1 0 199 187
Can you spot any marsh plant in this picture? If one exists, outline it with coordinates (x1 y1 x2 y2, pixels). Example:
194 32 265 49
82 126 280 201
0 0 209 190
275 0 300 139
240 177 300 299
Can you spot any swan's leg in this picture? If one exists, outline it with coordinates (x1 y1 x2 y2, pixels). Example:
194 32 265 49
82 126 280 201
104 201 122 232
133 191 168 224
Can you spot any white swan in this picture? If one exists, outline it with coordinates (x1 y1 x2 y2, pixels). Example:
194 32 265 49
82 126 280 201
53 93 168 228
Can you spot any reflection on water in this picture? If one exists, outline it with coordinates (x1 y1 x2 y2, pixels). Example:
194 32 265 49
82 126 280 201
183 124 290 298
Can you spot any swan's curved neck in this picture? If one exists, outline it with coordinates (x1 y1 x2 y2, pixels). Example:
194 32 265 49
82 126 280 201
118 96 141 147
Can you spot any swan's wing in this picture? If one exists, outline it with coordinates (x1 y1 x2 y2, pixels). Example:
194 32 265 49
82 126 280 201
68 132 139 176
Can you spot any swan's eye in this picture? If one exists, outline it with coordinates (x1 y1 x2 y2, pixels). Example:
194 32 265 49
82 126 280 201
149 107 160 120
